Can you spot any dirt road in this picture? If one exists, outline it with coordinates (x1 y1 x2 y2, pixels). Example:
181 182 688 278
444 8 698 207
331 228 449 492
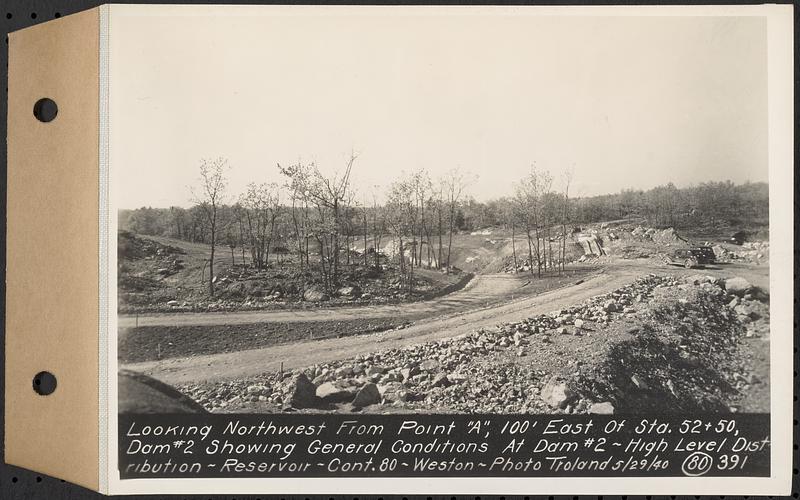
123 267 640 384
122 260 767 386
119 273 524 328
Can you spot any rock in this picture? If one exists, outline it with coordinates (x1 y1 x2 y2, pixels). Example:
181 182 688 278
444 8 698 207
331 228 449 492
303 287 329 302
724 277 752 297
603 300 619 313
419 359 440 372
337 285 362 297
400 366 420 381
431 373 452 388
367 365 386 376
167 300 179 306
382 370 403 383
748 286 770 303
316 382 356 404
573 319 584 329
727 297 740 308
630 375 649 390
246 385 266 395
541 377 576 409
557 327 569 335
734 304 758 321
352 383 381 407
289 373 320 409
335 365 354 378
379 382 409 403
588 402 615 414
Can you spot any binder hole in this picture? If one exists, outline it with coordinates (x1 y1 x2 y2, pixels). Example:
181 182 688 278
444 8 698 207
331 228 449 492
5 13 11 20
30 12 37 19
33 98 58 122
33 371 57 395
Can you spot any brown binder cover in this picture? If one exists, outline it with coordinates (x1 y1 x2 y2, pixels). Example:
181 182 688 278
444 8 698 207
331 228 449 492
6 7 101 491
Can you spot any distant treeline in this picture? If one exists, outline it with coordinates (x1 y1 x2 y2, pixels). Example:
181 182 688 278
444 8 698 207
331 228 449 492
121 180 768 242
120 154 767 300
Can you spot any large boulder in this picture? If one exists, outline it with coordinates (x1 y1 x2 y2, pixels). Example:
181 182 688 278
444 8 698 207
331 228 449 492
588 402 615 415
118 370 207 414
337 285 362 298
316 382 357 404
303 286 329 302
352 383 381 408
724 277 752 297
541 376 576 409
288 373 320 409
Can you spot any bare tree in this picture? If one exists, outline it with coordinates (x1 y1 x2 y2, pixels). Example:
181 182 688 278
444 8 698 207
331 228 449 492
560 170 573 274
279 153 358 290
191 157 228 297
278 162 313 273
443 168 471 273
370 186 386 269
386 177 417 292
240 182 282 270
514 166 553 278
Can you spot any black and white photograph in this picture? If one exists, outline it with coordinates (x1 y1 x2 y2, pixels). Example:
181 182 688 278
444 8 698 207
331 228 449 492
103 4 793 495
116 7 773 416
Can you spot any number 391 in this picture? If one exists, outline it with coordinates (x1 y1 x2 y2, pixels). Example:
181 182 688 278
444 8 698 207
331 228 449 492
717 454 748 470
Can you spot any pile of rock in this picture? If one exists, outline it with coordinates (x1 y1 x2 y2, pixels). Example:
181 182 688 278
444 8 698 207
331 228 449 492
629 226 686 246
734 241 770 264
503 258 533 273
181 274 683 412
118 230 186 261
722 276 770 338
180 273 767 414
710 241 769 265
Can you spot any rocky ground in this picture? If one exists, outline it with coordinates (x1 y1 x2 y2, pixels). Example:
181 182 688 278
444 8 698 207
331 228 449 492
118 231 187 306
179 273 769 414
498 220 770 273
118 231 470 314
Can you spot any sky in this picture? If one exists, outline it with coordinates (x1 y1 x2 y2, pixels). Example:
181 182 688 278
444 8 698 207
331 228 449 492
109 6 768 209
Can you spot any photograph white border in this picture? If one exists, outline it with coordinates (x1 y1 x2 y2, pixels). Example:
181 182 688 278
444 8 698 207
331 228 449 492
101 4 793 495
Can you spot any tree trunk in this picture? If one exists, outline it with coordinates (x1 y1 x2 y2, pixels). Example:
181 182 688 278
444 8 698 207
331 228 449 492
363 212 368 267
437 209 443 269
533 227 541 278
526 229 535 276
511 220 518 273
446 206 455 274
209 231 216 296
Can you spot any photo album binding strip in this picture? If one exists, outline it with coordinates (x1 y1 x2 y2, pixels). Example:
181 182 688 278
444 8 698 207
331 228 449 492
4 4 794 496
